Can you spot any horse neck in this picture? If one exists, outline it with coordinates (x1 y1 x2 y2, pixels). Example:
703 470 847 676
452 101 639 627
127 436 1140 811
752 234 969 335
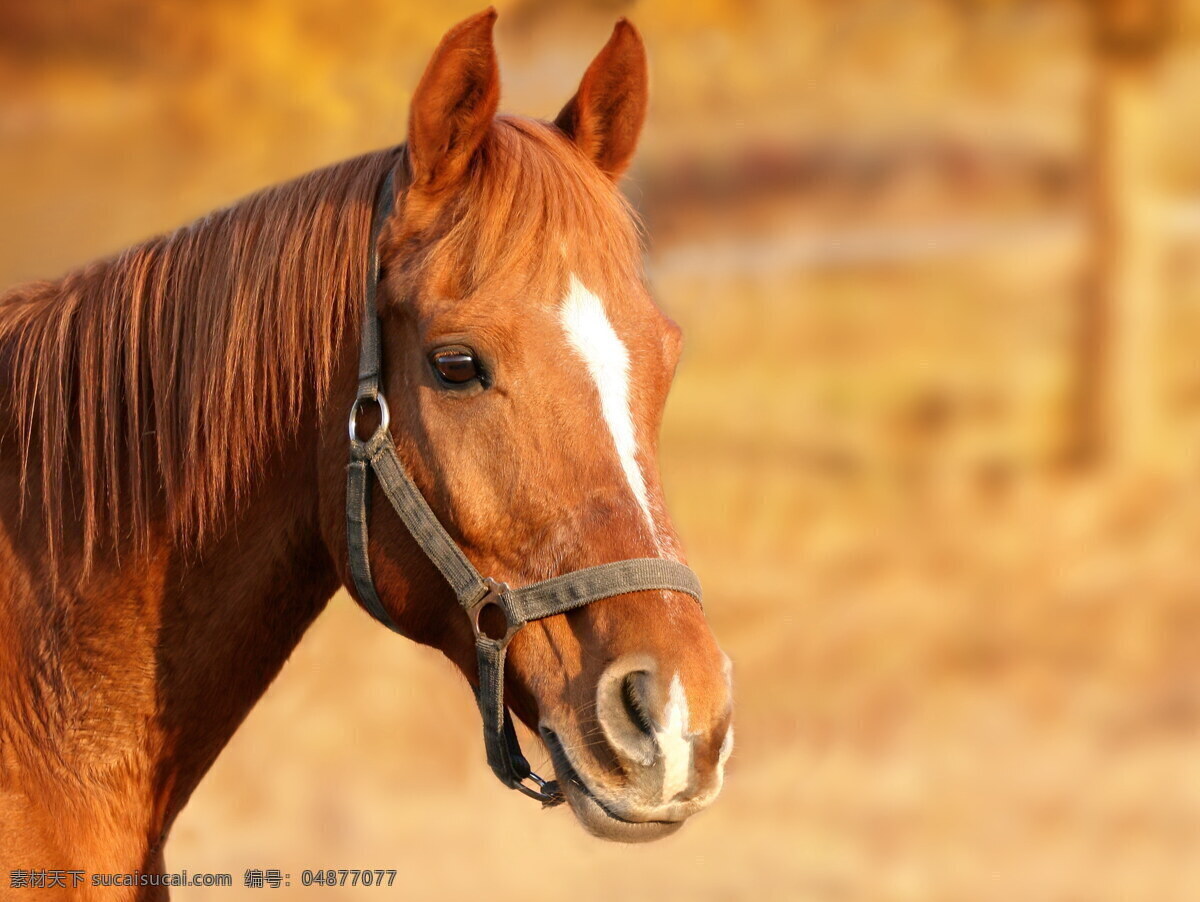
147 428 341 815
0 400 340 858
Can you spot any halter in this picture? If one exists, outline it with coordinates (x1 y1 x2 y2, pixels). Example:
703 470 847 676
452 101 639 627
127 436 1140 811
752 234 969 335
345 167 703 805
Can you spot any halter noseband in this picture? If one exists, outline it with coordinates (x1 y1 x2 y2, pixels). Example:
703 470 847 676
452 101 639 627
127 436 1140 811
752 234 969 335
345 167 703 805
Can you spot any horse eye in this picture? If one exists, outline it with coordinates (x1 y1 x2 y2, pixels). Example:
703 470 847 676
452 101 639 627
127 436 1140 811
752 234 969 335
431 348 479 385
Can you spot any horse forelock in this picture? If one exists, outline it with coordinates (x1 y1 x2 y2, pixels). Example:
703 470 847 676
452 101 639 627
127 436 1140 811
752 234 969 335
399 116 645 304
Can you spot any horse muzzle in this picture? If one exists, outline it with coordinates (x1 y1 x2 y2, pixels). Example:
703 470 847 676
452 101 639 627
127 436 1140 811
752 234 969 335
539 654 734 843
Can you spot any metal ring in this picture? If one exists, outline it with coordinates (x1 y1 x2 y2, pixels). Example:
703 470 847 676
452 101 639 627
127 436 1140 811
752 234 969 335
514 772 564 807
468 578 522 648
348 393 390 444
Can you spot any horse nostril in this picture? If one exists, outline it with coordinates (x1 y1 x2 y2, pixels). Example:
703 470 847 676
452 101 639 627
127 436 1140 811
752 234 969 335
597 659 660 767
621 671 656 738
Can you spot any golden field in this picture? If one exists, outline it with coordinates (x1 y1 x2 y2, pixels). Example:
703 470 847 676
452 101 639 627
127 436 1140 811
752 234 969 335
2 2 1199 899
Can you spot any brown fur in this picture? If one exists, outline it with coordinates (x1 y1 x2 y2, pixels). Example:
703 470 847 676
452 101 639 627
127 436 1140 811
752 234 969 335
0 11 730 895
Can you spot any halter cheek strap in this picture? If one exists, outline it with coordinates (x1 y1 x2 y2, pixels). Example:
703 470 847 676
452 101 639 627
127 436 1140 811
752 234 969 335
345 167 703 805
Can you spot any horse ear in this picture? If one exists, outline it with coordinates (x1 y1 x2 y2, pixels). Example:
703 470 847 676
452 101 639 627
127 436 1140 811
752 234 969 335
407 8 500 192
554 19 648 180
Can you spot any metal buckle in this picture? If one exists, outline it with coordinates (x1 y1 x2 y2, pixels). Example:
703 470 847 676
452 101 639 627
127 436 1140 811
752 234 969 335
514 771 565 807
466 578 522 649
348 393 390 444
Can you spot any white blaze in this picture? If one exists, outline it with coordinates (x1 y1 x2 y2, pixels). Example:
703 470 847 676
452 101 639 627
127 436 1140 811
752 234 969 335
560 276 701 804
558 274 655 532
654 673 694 802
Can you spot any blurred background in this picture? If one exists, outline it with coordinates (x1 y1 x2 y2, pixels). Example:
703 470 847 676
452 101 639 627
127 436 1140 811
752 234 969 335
2 0 1199 899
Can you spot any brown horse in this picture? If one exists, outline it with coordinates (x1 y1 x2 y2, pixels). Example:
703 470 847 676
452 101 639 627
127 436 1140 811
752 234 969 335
0 9 732 892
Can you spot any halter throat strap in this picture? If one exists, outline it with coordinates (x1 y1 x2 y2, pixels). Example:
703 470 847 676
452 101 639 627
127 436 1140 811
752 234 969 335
345 166 703 805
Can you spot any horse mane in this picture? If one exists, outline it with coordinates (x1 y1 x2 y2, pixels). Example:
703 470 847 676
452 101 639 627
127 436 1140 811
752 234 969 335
0 116 642 576
0 148 396 572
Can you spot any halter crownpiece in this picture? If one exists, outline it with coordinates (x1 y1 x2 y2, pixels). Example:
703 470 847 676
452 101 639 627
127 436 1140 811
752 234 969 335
345 164 703 805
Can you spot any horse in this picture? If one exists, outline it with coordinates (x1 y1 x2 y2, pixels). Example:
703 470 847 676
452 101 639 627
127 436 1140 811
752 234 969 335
0 9 733 893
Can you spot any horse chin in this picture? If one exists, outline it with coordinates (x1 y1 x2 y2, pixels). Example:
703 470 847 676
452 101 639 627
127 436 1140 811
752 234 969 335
542 729 684 844
559 776 684 843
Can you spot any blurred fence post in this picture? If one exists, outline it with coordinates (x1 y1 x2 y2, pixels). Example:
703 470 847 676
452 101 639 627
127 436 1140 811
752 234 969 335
1078 0 1169 468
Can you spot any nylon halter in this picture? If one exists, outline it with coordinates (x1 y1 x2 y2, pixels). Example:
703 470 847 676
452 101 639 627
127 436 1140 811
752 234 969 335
345 166 703 805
